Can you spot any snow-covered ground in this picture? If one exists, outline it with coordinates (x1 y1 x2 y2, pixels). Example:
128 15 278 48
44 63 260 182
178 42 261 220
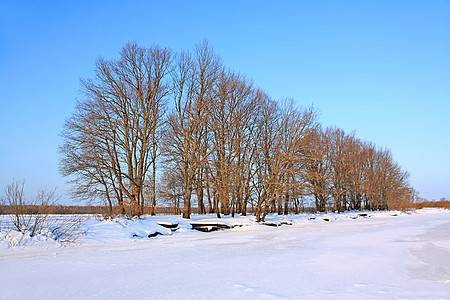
1 209 449 299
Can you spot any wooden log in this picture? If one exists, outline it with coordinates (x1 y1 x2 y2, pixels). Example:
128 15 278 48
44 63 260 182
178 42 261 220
280 221 293 226
190 222 233 232
262 222 279 227
158 222 179 230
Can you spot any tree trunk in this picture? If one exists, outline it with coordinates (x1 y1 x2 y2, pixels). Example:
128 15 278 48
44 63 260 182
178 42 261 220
151 161 157 215
182 187 192 219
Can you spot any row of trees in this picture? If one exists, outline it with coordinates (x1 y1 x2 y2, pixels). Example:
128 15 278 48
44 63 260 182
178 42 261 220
306 127 412 213
60 41 413 221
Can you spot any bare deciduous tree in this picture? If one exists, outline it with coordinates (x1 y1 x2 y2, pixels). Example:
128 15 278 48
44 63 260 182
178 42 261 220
305 127 332 212
163 41 222 218
60 42 171 217
252 99 316 221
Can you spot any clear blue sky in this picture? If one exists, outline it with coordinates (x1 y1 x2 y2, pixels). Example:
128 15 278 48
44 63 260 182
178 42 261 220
1 0 449 203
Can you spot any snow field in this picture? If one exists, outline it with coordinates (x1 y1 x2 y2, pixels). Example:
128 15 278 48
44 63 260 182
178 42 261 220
0 209 449 299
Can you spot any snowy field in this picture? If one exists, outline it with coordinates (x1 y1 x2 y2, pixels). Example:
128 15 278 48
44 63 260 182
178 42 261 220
1 209 449 299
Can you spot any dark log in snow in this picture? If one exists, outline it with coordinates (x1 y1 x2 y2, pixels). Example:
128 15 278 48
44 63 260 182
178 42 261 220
280 221 293 226
262 220 293 227
190 222 233 232
148 232 162 238
262 222 278 227
133 231 164 238
158 222 179 230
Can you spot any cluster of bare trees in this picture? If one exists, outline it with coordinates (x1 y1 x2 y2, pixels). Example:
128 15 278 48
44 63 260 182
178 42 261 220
305 127 412 213
60 41 412 220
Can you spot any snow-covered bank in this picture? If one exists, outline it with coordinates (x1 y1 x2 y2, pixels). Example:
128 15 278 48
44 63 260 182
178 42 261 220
0 209 449 299
0 209 430 251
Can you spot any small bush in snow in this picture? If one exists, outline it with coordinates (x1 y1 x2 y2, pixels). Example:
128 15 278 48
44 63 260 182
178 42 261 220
1 180 87 246
4 179 55 236
47 215 87 243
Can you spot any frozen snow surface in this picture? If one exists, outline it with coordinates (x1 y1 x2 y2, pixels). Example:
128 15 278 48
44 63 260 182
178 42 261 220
1 209 449 299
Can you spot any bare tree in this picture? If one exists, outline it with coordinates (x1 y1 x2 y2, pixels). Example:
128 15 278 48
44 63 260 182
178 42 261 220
163 41 222 218
252 96 280 221
253 100 316 221
206 71 257 216
60 42 172 217
305 127 332 212
228 82 262 216
345 138 366 210
158 167 184 214
277 102 317 215
328 127 355 212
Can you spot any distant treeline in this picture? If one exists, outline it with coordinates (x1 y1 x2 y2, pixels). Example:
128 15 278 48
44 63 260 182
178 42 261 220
412 200 450 209
59 41 418 221
1 201 448 216
0 205 318 215
0 205 104 215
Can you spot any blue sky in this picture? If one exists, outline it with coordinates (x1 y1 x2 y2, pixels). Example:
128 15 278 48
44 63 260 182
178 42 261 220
1 0 449 203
